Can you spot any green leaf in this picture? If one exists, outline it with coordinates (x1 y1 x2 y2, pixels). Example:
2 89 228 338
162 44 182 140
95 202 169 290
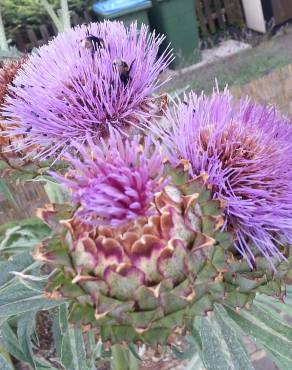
0 252 34 288
35 177 69 204
184 353 204 370
0 178 18 209
0 221 50 254
52 303 68 360
224 304 292 369
214 305 254 369
86 332 102 370
198 308 254 370
0 322 26 363
17 310 38 367
53 304 89 370
128 343 142 361
111 345 131 370
0 346 14 370
68 327 87 370
0 282 64 317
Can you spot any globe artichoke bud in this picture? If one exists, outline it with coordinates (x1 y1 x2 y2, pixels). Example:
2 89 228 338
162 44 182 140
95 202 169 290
33 130 292 349
0 57 28 163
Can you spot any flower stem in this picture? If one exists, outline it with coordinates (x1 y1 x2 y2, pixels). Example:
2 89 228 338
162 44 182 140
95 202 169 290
0 7 8 51
39 0 63 33
60 0 71 31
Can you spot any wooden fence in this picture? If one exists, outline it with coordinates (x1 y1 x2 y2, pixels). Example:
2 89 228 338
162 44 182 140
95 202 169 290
195 0 244 37
14 11 92 52
12 2 245 51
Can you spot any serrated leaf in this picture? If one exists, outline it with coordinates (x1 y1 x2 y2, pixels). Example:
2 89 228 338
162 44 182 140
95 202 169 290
224 304 292 368
0 252 34 288
69 327 87 370
0 221 50 254
256 294 292 318
0 282 64 317
11 270 55 293
184 353 204 370
0 322 26 363
214 305 254 370
0 178 18 209
17 310 38 367
86 333 102 370
198 309 254 370
52 303 68 360
35 177 69 204
53 304 89 370
0 347 14 370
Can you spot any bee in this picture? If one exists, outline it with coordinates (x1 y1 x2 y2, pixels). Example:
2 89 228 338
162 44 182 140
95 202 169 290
81 28 104 58
159 93 169 111
112 58 135 86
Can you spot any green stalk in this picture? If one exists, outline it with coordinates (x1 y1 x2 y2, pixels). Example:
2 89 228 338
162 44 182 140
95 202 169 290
0 7 8 51
39 0 63 32
60 0 71 31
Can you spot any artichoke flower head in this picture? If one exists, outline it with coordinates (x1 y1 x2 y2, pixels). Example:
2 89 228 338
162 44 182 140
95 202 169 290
34 128 292 347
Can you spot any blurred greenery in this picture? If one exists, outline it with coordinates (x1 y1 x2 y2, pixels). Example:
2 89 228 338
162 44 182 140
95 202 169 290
1 0 94 42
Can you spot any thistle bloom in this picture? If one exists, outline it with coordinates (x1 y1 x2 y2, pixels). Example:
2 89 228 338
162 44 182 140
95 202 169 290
0 57 28 160
0 57 28 108
151 90 292 265
4 21 172 159
55 130 167 226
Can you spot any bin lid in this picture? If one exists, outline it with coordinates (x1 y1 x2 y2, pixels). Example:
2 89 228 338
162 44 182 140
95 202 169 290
93 0 152 17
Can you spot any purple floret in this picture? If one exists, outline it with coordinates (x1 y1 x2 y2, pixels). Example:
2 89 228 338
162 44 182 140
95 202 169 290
54 129 167 227
4 21 172 159
151 89 292 266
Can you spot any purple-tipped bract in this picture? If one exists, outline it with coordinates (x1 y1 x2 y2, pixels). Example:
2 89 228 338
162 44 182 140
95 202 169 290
56 130 167 227
4 21 172 159
152 90 292 266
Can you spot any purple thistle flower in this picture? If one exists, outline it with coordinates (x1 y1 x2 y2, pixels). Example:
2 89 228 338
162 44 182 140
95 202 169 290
4 21 172 159
54 129 167 227
151 89 292 266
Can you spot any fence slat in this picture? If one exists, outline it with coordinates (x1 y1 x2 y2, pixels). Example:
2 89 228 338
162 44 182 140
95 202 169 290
223 0 235 24
39 25 51 44
26 28 39 49
204 0 216 33
14 29 27 52
195 0 209 36
214 0 225 28
196 0 244 37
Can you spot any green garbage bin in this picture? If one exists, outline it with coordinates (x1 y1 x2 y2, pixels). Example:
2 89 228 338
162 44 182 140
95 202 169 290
93 0 152 27
149 0 201 69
